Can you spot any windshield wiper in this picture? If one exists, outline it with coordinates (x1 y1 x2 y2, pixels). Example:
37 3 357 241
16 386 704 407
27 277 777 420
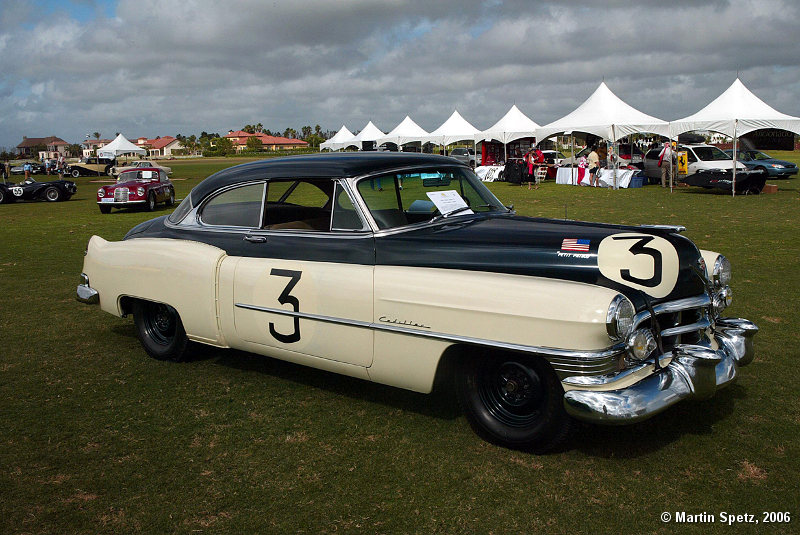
429 205 473 223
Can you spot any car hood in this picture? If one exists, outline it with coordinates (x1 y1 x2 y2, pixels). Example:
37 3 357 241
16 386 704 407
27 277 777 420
376 214 708 308
109 179 157 188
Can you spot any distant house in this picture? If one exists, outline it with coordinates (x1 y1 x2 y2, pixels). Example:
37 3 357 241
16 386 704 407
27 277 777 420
83 138 114 158
135 136 184 157
224 130 308 152
17 136 69 158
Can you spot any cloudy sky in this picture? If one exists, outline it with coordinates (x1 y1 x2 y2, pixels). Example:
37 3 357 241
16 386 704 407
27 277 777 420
2 0 799 149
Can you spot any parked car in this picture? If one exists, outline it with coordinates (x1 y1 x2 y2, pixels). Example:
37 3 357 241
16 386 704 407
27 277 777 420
77 153 757 451
643 144 747 182
722 149 798 178
64 157 116 177
0 176 77 203
682 168 767 195
111 160 173 176
10 162 45 175
449 147 477 167
96 168 175 213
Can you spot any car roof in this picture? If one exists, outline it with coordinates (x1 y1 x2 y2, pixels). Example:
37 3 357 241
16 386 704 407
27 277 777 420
191 152 462 202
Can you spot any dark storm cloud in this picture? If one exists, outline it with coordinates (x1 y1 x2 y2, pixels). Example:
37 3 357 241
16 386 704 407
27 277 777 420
1 0 798 148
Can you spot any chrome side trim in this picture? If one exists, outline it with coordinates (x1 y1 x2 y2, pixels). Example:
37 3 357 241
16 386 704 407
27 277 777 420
234 302 623 370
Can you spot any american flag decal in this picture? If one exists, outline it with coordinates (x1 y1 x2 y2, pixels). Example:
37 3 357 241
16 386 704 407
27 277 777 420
561 238 590 252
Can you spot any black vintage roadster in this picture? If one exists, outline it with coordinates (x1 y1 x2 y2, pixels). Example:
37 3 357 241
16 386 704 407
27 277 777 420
0 177 78 204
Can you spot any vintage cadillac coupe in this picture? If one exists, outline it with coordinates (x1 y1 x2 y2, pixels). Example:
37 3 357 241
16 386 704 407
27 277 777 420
77 153 757 451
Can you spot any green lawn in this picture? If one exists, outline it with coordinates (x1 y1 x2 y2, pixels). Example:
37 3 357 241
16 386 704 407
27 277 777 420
1 154 799 534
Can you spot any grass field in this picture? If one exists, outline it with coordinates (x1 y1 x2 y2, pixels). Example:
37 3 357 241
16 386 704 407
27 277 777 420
1 154 799 534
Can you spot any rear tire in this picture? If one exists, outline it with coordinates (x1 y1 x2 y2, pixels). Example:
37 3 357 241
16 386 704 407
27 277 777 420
456 351 572 452
132 301 189 362
71 169 80 178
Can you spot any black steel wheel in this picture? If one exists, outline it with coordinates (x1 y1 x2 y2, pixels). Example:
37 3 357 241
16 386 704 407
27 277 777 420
44 186 61 202
132 301 189 362
456 352 572 452
146 191 156 211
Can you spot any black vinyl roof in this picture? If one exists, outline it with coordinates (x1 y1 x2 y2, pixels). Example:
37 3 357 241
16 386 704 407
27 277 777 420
191 152 462 202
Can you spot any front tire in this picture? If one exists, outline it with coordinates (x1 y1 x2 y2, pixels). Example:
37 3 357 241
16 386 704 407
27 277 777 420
165 188 175 206
132 301 189 362
71 169 80 178
44 186 61 202
146 191 156 211
456 351 572 452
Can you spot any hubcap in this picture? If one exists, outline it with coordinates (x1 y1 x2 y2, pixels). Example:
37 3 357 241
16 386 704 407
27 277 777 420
478 360 546 427
144 303 176 346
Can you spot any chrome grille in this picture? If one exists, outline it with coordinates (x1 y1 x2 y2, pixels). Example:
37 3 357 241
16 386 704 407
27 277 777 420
114 188 129 202
634 294 712 349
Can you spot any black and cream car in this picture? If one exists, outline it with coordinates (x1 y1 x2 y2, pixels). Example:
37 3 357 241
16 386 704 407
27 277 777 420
77 153 757 451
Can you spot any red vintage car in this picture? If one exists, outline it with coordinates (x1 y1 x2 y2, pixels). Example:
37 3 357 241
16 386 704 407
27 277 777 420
97 168 175 213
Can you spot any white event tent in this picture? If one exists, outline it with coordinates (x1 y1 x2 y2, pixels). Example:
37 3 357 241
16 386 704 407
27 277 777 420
477 105 540 144
376 116 429 147
476 104 540 161
670 78 800 196
670 78 800 139
320 125 355 151
97 134 146 158
536 82 670 142
352 121 385 146
421 110 480 147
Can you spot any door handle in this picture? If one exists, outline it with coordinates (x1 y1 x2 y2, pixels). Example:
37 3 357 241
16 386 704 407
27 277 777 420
244 235 267 243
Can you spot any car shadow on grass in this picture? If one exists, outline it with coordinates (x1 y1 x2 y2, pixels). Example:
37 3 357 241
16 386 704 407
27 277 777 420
189 344 463 421
569 383 747 458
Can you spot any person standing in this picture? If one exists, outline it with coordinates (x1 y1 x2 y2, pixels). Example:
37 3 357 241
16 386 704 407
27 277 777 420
23 161 32 181
587 145 600 187
658 142 675 188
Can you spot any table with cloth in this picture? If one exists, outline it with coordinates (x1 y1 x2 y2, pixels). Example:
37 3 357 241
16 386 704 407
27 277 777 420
555 167 635 188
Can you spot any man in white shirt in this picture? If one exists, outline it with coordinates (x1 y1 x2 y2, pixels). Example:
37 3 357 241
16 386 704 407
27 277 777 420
658 142 676 188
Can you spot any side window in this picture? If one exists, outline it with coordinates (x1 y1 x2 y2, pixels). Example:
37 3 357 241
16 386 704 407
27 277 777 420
264 179 333 231
331 182 366 231
686 150 697 163
200 182 265 227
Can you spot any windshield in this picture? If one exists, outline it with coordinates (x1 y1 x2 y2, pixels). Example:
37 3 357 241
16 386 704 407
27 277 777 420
356 167 507 230
118 170 157 183
692 146 731 161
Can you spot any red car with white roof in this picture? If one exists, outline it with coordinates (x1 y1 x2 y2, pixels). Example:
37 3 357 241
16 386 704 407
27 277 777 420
96 168 175 213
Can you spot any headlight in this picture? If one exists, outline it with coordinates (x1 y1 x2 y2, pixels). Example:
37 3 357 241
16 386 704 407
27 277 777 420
97 189 104 197
770 164 784 169
137 187 145 196
627 329 657 362
607 294 635 342
712 255 732 287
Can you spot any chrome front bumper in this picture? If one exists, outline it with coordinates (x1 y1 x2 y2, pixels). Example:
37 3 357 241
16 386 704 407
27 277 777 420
562 318 758 424
76 273 99 304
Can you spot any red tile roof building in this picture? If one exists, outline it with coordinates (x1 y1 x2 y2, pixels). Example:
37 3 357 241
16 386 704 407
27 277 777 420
224 130 308 152
16 136 69 158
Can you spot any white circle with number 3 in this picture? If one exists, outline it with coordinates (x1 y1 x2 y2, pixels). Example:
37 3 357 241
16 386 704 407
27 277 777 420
598 232 680 298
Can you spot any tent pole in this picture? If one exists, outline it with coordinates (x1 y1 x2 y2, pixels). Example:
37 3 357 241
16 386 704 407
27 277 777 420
571 134 575 185
732 120 738 198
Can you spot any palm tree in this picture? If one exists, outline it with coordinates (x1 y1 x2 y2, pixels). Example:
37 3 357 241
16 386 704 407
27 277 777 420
93 132 101 140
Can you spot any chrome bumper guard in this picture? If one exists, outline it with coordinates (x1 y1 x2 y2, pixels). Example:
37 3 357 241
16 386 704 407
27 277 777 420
76 273 99 305
563 318 758 424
